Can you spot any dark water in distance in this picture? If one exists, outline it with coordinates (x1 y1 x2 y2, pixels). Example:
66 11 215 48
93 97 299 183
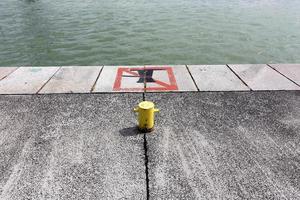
1 0 300 66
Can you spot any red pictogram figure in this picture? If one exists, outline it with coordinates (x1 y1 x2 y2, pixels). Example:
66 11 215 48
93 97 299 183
113 66 178 91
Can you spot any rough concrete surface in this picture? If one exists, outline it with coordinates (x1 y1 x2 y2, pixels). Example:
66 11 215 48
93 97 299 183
0 93 146 200
1 91 300 200
145 91 300 199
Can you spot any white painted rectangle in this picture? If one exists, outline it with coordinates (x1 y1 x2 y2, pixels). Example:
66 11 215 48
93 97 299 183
0 67 18 80
188 65 249 91
39 66 102 93
0 67 59 94
228 64 300 90
93 66 145 92
269 64 300 86
145 65 197 92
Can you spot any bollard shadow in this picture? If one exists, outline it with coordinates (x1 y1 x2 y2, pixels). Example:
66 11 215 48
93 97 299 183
119 126 142 137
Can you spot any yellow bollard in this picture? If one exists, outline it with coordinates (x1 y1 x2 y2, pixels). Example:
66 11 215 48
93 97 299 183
134 101 159 132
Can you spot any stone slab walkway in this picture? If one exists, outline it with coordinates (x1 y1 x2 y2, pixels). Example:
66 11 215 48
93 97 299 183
0 64 299 94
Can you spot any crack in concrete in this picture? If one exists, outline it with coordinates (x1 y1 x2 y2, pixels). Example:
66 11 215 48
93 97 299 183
142 79 149 199
143 132 150 200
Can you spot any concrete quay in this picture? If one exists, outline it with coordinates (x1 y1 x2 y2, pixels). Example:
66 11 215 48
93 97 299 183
0 64 299 94
0 64 300 199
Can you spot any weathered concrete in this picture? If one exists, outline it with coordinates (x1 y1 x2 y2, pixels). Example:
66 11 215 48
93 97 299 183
188 65 249 91
145 65 197 92
0 67 18 80
145 91 300 199
93 66 145 92
39 66 102 94
269 64 300 86
228 64 300 90
0 67 59 94
0 93 146 200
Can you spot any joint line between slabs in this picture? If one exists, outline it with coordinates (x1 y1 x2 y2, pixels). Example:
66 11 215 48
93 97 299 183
0 67 19 81
143 66 146 101
37 67 62 94
266 64 300 88
226 64 252 91
186 65 200 91
90 66 104 92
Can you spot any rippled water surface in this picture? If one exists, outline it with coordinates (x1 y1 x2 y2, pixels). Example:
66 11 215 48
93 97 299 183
1 0 300 66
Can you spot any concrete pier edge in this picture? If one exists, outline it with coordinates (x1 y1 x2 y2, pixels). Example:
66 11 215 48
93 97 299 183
0 64 299 94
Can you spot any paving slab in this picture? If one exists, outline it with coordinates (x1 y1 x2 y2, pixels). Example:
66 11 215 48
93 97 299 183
93 66 145 92
145 91 300 199
228 64 300 90
0 93 146 200
188 65 249 91
269 64 300 86
0 67 59 94
144 65 197 92
0 67 18 80
39 66 102 94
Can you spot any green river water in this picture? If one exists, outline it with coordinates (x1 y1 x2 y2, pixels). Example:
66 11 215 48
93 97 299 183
1 0 300 66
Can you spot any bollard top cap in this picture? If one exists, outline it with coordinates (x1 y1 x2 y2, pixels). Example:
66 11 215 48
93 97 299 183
139 101 154 110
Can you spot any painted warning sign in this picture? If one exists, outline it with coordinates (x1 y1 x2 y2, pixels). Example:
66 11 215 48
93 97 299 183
113 66 178 91
143 66 178 91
